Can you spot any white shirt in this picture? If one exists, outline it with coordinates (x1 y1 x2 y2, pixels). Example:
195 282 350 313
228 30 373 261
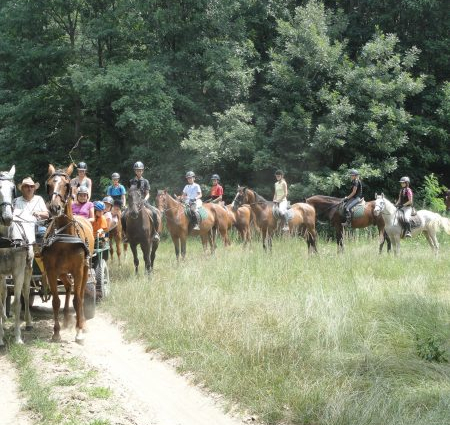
183 183 202 202
13 196 48 220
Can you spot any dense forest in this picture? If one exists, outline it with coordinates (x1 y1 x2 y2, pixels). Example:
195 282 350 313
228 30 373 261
0 0 448 201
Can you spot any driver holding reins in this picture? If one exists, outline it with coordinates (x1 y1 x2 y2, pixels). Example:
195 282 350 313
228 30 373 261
343 169 362 227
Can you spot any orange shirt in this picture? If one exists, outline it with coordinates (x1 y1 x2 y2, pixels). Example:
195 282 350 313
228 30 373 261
92 215 108 236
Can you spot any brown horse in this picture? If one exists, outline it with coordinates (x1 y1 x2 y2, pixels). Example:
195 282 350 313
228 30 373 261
225 199 252 245
288 202 318 254
155 190 221 260
108 209 127 265
125 187 160 274
233 186 279 252
306 195 390 253
42 164 94 343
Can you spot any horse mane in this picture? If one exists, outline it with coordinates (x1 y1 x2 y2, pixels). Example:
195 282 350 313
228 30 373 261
253 190 269 203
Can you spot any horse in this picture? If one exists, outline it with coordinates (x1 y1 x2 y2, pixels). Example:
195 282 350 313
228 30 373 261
108 209 127 265
306 195 390 253
125 186 160 274
233 186 279 252
42 164 94 344
155 190 218 260
287 202 318 254
374 193 450 254
226 199 252 245
0 166 33 346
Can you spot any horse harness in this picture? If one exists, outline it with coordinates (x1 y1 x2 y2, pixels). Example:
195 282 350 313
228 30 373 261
47 171 71 204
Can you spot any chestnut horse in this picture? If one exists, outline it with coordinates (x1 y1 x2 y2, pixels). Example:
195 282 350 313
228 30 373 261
42 164 94 343
233 186 279 252
125 187 160 274
108 209 127 264
306 195 390 253
155 190 223 260
288 202 318 254
226 201 252 245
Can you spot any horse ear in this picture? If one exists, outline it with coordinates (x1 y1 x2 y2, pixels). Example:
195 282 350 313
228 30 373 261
67 163 74 176
48 164 55 176
375 192 378 198
381 192 384 198
9 165 15 177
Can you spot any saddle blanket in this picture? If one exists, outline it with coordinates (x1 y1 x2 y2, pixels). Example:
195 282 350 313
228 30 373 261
351 204 365 219
183 205 208 222
272 204 294 221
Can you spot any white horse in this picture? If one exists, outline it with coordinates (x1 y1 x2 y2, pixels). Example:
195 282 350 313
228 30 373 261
373 193 450 255
0 166 33 346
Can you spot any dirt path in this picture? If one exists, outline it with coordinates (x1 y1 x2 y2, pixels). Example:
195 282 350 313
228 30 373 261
0 356 33 425
7 302 251 425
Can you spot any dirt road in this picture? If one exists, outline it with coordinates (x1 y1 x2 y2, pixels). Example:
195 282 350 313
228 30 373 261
2 302 250 425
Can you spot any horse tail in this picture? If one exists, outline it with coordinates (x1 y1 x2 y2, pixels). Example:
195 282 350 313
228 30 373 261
436 214 450 235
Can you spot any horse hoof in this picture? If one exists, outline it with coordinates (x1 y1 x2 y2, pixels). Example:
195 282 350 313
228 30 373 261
51 335 61 343
15 339 24 345
75 337 85 346
25 325 33 331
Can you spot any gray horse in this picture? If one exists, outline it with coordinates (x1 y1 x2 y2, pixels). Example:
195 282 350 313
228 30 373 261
0 166 33 346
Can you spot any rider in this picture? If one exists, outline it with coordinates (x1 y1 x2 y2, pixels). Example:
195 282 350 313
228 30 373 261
182 171 202 230
70 161 93 200
107 172 126 208
395 176 413 238
92 201 108 237
343 169 362 226
14 177 49 241
72 186 94 222
126 161 160 241
208 174 223 203
102 196 119 232
273 170 289 231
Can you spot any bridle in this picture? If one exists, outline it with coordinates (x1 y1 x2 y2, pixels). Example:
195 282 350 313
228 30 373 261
128 189 145 218
0 175 15 224
47 171 71 205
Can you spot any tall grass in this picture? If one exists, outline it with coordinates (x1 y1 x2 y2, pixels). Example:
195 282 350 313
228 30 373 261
104 234 450 425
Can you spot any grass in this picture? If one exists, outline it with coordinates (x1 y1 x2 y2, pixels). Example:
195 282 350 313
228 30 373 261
86 386 113 399
104 231 450 425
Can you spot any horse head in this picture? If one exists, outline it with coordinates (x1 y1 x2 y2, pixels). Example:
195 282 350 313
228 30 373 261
155 189 167 212
46 163 73 216
234 185 247 208
0 165 16 226
128 186 143 219
373 193 385 217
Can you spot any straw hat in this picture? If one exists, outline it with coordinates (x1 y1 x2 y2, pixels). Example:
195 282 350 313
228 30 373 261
18 177 40 191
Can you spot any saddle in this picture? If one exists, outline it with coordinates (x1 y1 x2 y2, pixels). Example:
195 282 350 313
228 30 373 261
339 198 365 220
397 209 421 237
183 204 208 225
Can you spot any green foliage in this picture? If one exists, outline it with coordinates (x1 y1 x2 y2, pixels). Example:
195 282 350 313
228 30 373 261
416 334 448 363
418 173 447 212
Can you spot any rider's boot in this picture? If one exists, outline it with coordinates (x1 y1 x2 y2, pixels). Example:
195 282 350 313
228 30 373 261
282 215 289 232
192 212 200 230
343 211 352 227
405 222 412 238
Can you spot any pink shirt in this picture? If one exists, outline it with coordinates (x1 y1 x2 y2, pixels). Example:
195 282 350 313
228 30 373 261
72 201 93 218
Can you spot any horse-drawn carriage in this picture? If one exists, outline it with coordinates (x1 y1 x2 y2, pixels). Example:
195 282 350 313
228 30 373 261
5 236 111 320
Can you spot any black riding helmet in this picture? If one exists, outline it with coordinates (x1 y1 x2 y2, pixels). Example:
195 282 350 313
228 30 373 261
77 161 87 171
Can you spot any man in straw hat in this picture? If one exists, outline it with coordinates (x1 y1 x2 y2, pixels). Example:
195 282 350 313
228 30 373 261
14 177 49 224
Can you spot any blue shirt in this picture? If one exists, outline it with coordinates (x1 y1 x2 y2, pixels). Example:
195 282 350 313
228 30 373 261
107 184 126 201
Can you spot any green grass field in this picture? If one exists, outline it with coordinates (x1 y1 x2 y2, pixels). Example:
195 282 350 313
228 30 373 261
104 231 450 425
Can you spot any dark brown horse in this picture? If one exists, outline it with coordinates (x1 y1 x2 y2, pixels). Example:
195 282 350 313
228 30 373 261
108 209 127 265
125 187 160 274
233 187 279 252
306 195 390 253
155 190 220 260
42 164 94 343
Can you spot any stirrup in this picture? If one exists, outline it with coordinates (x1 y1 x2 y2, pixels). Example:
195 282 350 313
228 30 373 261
405 231 412 238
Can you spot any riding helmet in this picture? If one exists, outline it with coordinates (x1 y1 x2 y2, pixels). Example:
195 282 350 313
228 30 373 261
94 201 106 211
77 186 89 196
185 171 195 178
399 176 410 184
102 196 114 205
211 174 220 181
111 172 120 179
77 161 87 171
349 169 359 176
133 161 144 170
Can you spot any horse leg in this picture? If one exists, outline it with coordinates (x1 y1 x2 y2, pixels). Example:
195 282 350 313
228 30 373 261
208 230 216 254
0 276 6 346
200 233 209 253
424 230 439 254
261 227 267 251
142 242 152 275
130 243 139 274
336 224 344 253
46 269 62 342
171 235 180 261
60 274 72 328
73 264 88 344
150 240 158 269
181 236 187 260
22 256 33 331
115 233 122 266
10 266 26 344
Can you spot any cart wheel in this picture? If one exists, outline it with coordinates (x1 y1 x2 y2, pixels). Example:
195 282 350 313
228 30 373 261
84 279 96 320
95 259 110 301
